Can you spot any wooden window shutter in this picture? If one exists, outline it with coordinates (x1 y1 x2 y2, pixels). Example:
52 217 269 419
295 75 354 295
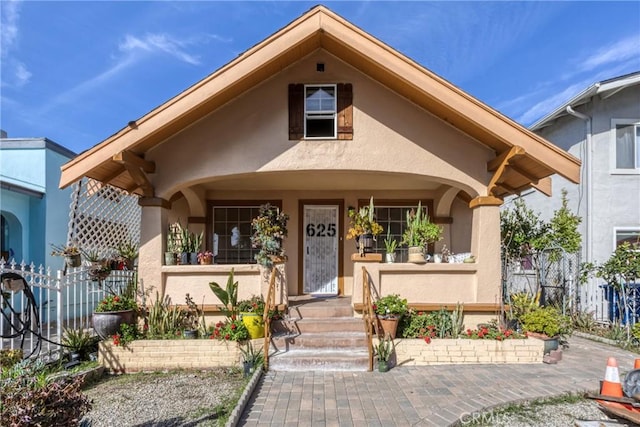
288 84 304 140
337 83 353 140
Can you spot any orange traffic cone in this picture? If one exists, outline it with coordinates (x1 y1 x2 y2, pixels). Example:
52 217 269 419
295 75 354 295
601 357 624 398
634 358 640 369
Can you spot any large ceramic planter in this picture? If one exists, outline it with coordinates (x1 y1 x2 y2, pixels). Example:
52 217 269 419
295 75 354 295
241 312 265 339
92 310 135 340
378 316 400 339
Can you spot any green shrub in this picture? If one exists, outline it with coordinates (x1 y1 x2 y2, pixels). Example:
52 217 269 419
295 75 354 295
521 306 572 338
375 294 408 317
0 359 92 426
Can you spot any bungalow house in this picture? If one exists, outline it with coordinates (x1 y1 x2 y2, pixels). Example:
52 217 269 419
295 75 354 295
58 6 580 328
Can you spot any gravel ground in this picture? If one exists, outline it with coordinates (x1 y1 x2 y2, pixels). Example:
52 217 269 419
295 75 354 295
81 369 246 427
79 369 624 427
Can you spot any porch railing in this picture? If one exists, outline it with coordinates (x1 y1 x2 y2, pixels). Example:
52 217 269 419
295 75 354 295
362 266 375 371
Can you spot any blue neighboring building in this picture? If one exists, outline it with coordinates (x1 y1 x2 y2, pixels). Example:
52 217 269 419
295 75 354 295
0 130 77 269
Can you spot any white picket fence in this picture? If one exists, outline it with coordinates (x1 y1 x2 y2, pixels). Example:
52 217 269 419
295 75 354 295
0 258 135 361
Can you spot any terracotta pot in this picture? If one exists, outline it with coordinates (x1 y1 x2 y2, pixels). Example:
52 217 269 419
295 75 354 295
199 255 213 265
378 316 400 339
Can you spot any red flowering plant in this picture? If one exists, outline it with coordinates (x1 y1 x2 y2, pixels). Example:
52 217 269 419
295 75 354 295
209 319 249 341
94 294 137 313
464 320 524 341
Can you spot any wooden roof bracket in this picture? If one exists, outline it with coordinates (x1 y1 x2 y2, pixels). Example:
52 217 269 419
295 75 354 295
112 151 156 198
469 145 525 209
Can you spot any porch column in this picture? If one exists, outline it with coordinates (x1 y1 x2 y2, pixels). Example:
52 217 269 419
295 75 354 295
469 197 502 304
138 198 171 298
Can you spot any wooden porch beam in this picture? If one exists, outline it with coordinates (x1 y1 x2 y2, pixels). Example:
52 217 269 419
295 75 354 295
113 150 155 173
487 146 525 197
113 151 155 198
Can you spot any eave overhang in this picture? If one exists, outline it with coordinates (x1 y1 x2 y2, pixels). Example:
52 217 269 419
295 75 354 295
59 5 581 199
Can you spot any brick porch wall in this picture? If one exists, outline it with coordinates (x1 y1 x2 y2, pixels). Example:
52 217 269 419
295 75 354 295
98 339 264 373
382 337 544 365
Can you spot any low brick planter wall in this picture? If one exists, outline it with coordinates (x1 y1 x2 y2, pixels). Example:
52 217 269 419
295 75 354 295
99 339 263 373
384 337 544 365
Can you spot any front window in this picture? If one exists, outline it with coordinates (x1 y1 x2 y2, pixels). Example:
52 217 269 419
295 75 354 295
613 121 640 172
305 85 336 138
369 200 435 263
210 201 281 264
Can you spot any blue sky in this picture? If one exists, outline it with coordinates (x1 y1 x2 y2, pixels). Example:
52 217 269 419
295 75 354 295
1 1 639 155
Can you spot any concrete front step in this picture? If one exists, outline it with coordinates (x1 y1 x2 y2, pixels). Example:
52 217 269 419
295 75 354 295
288 303 354 318
271 332 368 350
268 349 370 372
273 317 366 334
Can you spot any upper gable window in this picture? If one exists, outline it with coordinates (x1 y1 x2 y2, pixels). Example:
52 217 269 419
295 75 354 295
289 83 353 141
612 120 640 173
305 85 336 138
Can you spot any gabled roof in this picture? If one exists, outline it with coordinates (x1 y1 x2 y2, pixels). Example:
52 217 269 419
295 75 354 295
531 71 640 131
59 5 580 198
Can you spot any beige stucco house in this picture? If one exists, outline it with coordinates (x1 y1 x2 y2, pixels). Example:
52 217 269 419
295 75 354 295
59 6 580 326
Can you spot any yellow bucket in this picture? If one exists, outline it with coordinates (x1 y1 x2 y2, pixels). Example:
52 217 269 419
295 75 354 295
241 313 265 339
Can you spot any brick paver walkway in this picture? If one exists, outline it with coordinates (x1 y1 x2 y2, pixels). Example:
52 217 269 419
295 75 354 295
240 335 637 426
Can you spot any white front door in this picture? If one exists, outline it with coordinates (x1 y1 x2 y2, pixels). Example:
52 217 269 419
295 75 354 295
303 205 339 295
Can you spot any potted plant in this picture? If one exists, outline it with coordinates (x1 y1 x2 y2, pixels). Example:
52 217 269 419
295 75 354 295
383 231 398 263
240 341 264 377
251 203 289 269
61 327 95 364
401 202 442 263
181 293 202 339
238 295 266 339
346 197 383 255
197 250 214 265
375 334 393 372
81 249 112 281
165 223 179 265
115 239 138 270
520 305 572 353
92 293 138 340
374 294 408 339
51 243 82 268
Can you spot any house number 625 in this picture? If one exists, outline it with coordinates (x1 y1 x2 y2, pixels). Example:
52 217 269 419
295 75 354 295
306 223 336 237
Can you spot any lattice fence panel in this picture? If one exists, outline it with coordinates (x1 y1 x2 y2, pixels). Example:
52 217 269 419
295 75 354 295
66 178 141 258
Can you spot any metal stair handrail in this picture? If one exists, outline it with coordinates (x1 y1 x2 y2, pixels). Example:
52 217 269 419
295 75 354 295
362 265 376 371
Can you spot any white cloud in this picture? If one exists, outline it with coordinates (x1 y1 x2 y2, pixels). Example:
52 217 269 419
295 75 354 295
579 34 640 72
119 33 201 65
516 83 584 125
0 0 20 58
14 61 31 86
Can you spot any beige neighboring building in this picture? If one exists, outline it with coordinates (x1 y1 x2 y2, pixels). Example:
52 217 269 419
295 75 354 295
59 6 580 326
